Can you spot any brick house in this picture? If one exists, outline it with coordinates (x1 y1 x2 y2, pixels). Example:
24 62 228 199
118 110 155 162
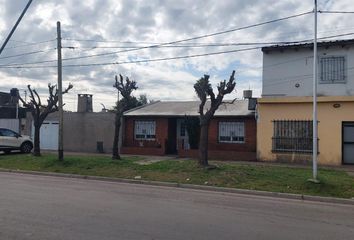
121 100 257 161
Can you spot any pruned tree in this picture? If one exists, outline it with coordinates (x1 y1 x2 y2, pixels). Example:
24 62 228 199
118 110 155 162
19 83 73 156
112 74 138 160
194 70 236 167
184 115 200 149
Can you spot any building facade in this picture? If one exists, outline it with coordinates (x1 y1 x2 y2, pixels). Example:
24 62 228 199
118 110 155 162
258 40 354 165
25 94 116 153
121 100 257 161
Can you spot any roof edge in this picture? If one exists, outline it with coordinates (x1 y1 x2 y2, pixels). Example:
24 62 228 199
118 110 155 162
123 100 161 115
262 39 354 52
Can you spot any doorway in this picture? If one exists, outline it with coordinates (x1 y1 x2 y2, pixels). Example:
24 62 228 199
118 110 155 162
342 122 354 164
165 118 177 154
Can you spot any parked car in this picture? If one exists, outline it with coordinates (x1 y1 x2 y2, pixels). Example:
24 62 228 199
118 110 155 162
0 128 33 153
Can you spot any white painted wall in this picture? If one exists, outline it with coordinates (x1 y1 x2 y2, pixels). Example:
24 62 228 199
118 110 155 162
262 44 354 97
0 119 19 132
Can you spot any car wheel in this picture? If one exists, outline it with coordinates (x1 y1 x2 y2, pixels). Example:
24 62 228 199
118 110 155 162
21 142 33 153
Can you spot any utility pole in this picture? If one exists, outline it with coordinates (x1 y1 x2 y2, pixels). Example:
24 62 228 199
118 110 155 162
0 0 33 56
311 0 319 182
57 21 64 161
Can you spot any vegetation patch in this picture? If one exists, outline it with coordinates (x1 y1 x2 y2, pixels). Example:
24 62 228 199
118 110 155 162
0 153 353 199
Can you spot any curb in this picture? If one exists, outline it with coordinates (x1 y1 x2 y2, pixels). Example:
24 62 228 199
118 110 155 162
1 168 353 206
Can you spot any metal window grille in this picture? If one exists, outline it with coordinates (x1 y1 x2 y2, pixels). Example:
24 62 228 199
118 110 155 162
320 56 346 83
219 122 245 143
135 121 156 140
272 120 314 153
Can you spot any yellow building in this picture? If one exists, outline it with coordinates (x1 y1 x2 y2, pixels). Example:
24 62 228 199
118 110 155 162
257 96 354 165
258 40 354 165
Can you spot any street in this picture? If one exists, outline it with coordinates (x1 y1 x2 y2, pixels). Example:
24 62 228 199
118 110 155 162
0 172 353 240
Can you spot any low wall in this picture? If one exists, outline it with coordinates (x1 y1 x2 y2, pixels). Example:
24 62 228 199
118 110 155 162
120 146 165 156
178 148 256 161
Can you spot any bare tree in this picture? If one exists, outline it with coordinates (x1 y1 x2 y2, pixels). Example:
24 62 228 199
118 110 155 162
19 83 73 156
112 74 138 160
194 70 236 167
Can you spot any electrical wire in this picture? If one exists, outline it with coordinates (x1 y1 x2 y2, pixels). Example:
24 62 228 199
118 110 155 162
58 10 312 61
0 46 261 68
62 40 315 49
62 10 312 45
61 32 354 52
2 30 354 68
2 39 56 50
0 49 55 60
318 10 354 14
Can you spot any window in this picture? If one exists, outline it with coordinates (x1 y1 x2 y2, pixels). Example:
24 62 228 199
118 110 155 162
320 56 346 83
219 122 245 143
134 121 156 140
272 120 314 153
0 129 17 137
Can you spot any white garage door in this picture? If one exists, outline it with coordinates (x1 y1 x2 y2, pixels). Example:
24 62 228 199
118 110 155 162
32 121 59 150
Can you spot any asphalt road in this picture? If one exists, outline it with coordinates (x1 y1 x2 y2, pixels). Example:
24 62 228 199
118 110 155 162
0 172 353 240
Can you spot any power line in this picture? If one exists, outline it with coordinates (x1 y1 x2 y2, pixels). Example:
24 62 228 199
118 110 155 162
48 31 354 64
318 10 354 14
61 31 354 51
2 39 56 50
62 40 312 50
6 10 347 68
65 47 261 67
63 22 354 46
2 34 354 69
3 30 354 68
0 49 55 60
59 10 312 61
0 46 261 68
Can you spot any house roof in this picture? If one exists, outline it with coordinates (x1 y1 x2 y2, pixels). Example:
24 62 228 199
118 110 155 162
124 100 254 117
262 39 354 52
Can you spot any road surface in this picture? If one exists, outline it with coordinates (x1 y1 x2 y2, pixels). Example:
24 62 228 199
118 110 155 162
0 172 353 240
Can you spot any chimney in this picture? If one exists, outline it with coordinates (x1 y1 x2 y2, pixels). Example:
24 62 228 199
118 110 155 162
243 90 253 99
9 88 19 105
77 94 93 112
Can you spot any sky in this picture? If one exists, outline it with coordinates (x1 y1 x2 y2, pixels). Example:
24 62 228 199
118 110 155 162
0 0 353 111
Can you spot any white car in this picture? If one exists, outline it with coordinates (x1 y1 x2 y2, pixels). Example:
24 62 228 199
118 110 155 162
0 128 33 154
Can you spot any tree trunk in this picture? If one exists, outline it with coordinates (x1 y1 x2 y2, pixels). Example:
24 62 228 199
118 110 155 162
33 124 41 156
198 121 209 166
112 112 121 160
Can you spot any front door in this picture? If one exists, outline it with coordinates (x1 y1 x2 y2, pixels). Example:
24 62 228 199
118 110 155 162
343 122 354 164
165 118 177 154
176 119 189 150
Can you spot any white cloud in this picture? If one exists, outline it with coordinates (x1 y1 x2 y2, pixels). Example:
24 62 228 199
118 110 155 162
0 0 353 111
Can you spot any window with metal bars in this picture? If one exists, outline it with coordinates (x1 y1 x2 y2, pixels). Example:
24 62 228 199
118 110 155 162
320 56 346 83
272 120 314 153
134 121 156 140
218 122 245 143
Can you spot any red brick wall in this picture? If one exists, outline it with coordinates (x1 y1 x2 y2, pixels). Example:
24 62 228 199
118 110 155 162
122 116 257 160
121 116 168 155
178 116 256 161
207 117 256 152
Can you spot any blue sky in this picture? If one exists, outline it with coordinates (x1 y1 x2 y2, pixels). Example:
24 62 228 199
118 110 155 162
0 0 353 111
